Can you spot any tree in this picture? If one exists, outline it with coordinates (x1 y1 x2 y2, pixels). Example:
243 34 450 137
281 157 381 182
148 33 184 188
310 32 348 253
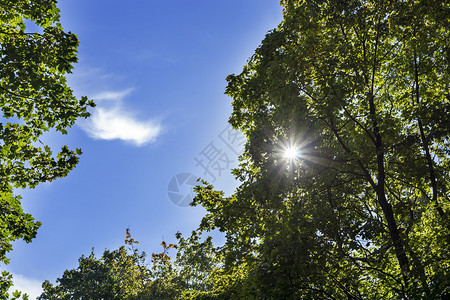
0 0 94 297
38 229 151 300
192 0 450 298
38 229 223 300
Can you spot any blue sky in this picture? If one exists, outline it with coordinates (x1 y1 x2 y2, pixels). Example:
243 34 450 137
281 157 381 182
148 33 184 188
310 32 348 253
6 1 283 297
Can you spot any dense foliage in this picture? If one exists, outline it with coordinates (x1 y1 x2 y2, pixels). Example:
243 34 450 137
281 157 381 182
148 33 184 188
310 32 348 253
0 0 94 297
39 0 449 299
194 0 450 298
39 229 222 300
38 229 151 300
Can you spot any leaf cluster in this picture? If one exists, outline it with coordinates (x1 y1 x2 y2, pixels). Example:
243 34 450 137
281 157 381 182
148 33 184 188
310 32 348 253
0 0 94 297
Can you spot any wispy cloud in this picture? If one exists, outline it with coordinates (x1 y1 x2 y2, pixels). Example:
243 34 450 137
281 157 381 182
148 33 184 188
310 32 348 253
91 88 134 102
11 273 43 299
79 89 162 146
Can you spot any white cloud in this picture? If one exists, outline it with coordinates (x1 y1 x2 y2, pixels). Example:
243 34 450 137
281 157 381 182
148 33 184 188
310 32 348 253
83 107 161 146
10 273 43 299
79 89 162 146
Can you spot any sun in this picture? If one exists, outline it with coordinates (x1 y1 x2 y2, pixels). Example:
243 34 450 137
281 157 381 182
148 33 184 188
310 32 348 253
283 146 300 160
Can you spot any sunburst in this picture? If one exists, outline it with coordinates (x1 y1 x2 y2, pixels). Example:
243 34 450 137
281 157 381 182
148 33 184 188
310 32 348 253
283 146 299 160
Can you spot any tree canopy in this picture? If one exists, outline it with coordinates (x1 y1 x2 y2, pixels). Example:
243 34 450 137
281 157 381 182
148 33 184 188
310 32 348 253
194 0 450 298
38 229 151 300
36 0 450 298
0 0 94 297
38 229 222 300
